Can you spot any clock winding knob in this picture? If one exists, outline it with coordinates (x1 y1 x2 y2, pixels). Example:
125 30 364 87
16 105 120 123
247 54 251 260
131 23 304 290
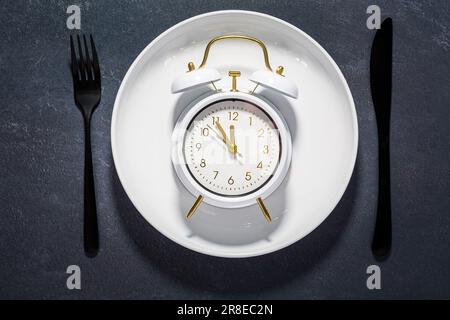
228 71 241 92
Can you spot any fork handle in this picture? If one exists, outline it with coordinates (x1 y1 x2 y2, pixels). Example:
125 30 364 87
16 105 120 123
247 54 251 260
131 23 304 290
83 119 99 257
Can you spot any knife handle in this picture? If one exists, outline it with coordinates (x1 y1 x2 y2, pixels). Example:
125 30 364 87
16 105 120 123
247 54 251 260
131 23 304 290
372 137 392 258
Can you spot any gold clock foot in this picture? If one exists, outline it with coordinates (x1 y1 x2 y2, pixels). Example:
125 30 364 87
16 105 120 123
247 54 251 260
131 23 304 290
186 195 204 219
256 197 272 223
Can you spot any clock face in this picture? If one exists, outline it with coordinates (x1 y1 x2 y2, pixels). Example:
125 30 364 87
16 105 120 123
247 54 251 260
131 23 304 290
183 99 281 197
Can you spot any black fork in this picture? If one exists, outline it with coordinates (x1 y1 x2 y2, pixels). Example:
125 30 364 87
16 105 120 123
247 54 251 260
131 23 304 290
70 34 101 257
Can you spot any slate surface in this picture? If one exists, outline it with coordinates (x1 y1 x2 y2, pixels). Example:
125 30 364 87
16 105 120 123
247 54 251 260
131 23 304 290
0 0 449 299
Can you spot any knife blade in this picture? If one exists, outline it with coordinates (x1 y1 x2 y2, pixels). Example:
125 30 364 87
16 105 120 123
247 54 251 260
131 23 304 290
370 18 393 258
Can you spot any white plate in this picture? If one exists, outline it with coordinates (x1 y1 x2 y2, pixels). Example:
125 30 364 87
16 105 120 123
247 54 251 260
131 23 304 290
111 10 358 258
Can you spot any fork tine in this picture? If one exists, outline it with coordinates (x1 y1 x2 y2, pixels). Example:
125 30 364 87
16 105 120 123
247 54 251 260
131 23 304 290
76 34 86 80
83 35 93 80
70 35 79 81
90 35 101 81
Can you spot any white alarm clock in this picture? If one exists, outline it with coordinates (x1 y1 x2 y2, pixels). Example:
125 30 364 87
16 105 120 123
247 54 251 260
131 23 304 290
171 35 298 222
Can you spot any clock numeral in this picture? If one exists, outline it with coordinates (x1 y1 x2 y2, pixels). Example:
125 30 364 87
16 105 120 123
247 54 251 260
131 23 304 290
228 176 234 185
258 128 264 137
257 161 263 169
228 111 239 121
195 143 201 151
263 145 269 154
200 159 206 168
249 116 253 126
245 172 252 181
213 171 219 179
201 128 209 136
212 117 219 125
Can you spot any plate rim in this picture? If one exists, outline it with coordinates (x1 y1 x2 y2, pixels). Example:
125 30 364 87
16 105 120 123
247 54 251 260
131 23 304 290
111 10 359 258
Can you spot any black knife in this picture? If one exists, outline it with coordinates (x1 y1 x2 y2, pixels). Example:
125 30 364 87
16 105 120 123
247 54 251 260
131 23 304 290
370 18 393 258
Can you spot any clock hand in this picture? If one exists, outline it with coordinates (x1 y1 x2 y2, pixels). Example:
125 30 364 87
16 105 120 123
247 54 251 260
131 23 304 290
215 121 234 154
229 125 238 154
207 123 244 159
206 124 225 143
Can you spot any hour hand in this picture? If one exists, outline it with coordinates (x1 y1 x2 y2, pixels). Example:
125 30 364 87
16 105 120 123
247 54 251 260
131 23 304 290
229 125 237 154
207 123 243 158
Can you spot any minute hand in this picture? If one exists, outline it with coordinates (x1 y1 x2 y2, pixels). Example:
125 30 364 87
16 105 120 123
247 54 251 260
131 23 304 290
215 121 234 153
207 123 243 158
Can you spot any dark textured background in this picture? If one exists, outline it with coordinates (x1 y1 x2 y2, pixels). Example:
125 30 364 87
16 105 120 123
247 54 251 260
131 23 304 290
0 0 449 299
